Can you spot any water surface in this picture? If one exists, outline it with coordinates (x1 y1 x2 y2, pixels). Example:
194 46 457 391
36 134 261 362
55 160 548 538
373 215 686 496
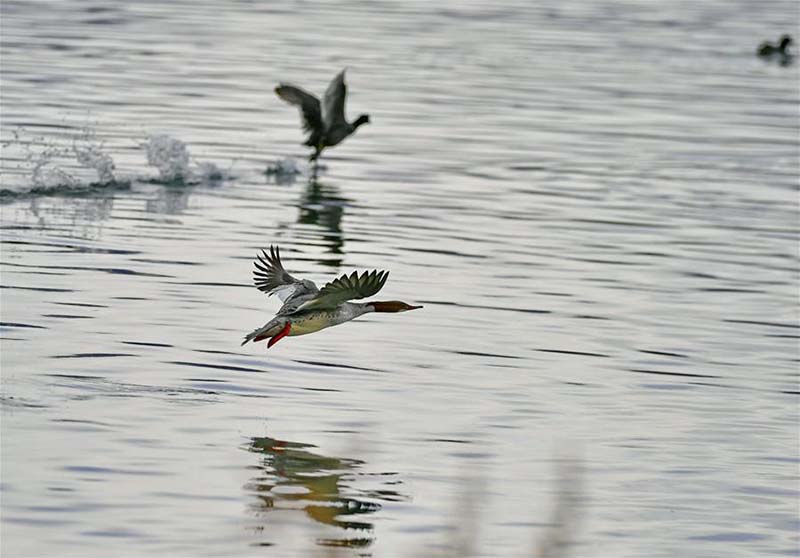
1 1 799 556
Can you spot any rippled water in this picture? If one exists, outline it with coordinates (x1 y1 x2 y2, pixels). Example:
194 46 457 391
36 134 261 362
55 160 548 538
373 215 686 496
2 1 798 556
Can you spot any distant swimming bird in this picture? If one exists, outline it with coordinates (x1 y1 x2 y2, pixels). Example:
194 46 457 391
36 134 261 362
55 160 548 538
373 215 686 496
757 34 793 57
242 246 421 349
275 70 370 161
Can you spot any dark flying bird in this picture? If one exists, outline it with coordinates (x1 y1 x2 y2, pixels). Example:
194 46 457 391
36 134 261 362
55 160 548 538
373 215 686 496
242 246 421 349
275 70 370 161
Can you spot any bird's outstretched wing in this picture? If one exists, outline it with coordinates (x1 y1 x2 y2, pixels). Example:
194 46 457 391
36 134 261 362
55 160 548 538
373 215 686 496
253 246 318 302
275 85 323 136
293 269 388 312
321 70 347 130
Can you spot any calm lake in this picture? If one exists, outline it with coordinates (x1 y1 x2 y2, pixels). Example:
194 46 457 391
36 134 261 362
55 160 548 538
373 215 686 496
1 1 798 556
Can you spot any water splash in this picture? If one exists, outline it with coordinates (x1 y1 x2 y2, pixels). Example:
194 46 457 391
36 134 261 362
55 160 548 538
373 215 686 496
1 128 74 190
0 125 126 197
144 134 191 183
195 161 226 182
143 134 229 184
265 157 309 184
0 129 230 199
30 145 79 190
72 128 116 184
265 157 301 176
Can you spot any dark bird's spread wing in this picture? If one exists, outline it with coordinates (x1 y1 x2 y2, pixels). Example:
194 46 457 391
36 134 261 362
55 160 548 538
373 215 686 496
294 269 388 312
275 85 323 136
253 246 317 302
322 70 347 130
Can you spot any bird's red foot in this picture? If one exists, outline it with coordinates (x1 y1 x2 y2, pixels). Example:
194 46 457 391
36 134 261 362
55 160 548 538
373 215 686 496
267 322 291 349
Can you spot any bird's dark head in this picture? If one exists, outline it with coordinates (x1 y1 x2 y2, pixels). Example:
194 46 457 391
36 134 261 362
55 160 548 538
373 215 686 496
370 301 422 313
354 114 371 128
779 35 793 51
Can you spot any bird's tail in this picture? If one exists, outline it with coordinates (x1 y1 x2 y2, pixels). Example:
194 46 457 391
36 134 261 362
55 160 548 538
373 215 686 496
241 318 286 346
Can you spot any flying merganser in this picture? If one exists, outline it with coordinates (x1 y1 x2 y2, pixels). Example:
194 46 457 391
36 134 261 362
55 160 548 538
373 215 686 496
275 69 370 162
242 246 421 349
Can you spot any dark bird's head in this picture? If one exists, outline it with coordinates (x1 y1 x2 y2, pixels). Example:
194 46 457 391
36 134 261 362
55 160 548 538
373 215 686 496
353 114 370 128
779 35 793 51
370 301 422 313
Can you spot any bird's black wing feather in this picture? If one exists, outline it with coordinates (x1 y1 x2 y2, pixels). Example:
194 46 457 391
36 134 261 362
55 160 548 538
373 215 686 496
275 85 323 143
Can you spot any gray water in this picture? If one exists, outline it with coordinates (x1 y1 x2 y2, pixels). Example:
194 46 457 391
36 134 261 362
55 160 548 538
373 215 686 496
1 1 798 557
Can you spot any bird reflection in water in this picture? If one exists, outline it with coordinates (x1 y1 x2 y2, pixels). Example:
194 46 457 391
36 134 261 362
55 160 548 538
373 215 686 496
245 435 403 549
266 163 349 265
296 175 351 266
